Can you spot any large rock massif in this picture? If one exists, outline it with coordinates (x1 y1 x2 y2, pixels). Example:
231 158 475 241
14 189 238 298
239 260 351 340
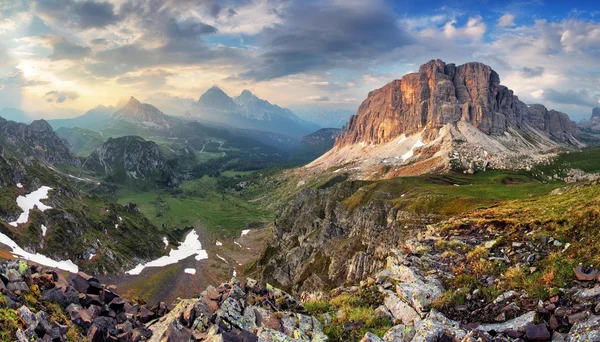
310 60 581 177
0 118 80 167
336 60 578 147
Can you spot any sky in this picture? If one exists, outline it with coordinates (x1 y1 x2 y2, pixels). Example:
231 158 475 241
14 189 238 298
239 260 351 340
0 0 598 120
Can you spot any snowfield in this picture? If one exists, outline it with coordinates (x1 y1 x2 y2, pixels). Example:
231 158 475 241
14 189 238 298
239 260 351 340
0 231 78 273
126 230 208 275
9 186 53 227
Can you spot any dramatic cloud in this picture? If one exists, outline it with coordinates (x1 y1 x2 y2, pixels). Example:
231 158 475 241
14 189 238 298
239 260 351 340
233 1 413 81
498 13 515 27
44 90 80 103
520 66 544 78
117 69 173 87
48 37 91 60
2 70 49 87
36 0 118 30
542 88 600 107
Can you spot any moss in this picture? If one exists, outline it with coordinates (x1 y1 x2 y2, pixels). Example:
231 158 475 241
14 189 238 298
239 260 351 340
0 307 20 342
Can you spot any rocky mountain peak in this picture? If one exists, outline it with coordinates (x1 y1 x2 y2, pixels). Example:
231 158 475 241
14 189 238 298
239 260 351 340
112 97 171 129
29 119 52 132
335 59 579 148
593 107 600 119
197 86 237 111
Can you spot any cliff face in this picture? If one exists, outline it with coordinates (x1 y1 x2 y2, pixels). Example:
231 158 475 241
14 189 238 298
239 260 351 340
0 118 80 166
335 60 579 147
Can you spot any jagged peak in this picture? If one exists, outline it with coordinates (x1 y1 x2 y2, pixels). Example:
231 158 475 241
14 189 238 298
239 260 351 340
592 107 600 119
126 96 141 107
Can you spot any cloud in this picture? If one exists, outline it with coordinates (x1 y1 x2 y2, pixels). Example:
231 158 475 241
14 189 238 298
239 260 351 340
117 69 173 87
498 13 515 27
48 37 91 60
35 0 118 29
44 90 79 103
541 88 599 107
443 16 486 41
165 18 217 38
520 66 544 78
2 70 49 87
305 95 329 102
233 1 413 81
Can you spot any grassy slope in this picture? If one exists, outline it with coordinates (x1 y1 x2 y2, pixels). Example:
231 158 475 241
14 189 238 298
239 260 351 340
117 175 272 238
56 127 107 157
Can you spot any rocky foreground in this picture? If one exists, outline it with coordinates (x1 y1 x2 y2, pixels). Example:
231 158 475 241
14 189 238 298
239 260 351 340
3 246 600 341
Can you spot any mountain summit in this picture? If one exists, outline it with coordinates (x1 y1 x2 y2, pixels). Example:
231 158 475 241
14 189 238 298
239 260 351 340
191 87 319 138
310 59 582 176
112 96 172 129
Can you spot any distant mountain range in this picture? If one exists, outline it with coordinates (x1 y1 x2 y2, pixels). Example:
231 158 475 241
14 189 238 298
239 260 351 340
189 87 320 139
288 107 354 128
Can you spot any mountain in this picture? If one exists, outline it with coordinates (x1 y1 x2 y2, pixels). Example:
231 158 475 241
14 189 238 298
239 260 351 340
111 96 172 129
309 60 581 177
290 106 354 128
47 105 114 130
0 108 34 123
143 92 195 116
0 118 80 166
84 136 174 186
292 128 341 161
191 87 320 139
580 107 600 130
55 127 107 156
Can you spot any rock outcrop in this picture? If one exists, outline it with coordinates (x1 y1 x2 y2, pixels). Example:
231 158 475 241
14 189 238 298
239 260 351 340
335 60 579 148
112 97 172 129
0 260 328 342
84 136 174 185
0 117 80 166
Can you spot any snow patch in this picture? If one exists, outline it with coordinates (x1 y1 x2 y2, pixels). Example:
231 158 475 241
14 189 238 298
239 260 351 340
184 268 196 275
16 183 23 188
88 253 96 260
0 231 78 273
216 254 227 263
126 230 208 275
41 225 47 237
163 237 169 249
241 229 250 236
215 241 222 246
233 270 237 277
115 224 119 229
234 241 243 249
9 186 53 227
401 140 425 161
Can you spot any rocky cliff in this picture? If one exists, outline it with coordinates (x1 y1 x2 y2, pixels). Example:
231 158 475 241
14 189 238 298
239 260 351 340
0 118 80 167
84 136 174 186
335 60 579 147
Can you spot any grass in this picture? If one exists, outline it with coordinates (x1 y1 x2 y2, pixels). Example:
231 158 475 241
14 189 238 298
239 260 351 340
0 307 20 342
304 289 393 342
342 170 561 217
119 263 180 302
117 176 273 238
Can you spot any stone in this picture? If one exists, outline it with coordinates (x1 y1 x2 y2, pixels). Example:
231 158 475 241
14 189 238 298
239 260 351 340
360 332 384 342
525 324 551 341
478 311 535 333
88 317 117 342
574 266 598 281
66 304 92 330
382 324 416 342
568 311 591 324
566 315 600 341
410 310 467 342
383 292 420 325
575 286 600 301
395 278 442 316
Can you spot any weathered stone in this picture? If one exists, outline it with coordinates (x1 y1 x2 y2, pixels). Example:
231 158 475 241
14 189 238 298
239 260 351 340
360 332 384 342
383 292 420 325
575 286 600 301
477 311 535 333
87 317 117 342
395 278 442 316
566 314 600 342
574 266 598 281
410 310 467 342
525 324 550 341
382 324 416 342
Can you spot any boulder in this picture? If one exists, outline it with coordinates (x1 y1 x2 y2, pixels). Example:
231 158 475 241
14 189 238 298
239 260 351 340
382 324 416 342
383 292 420 325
